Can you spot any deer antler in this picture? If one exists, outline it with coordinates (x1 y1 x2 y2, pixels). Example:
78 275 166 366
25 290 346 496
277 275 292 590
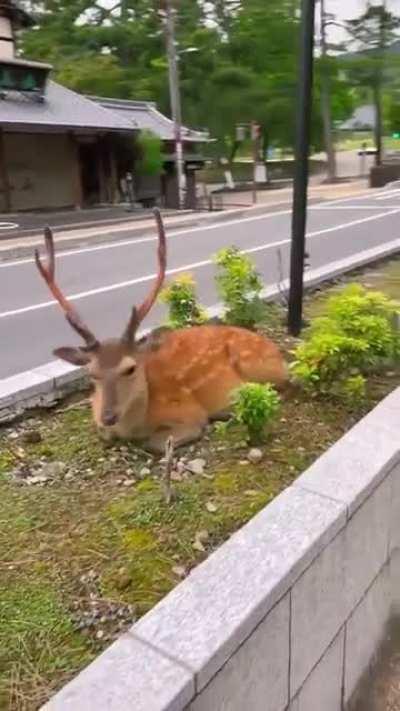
123 208 167 343
35 226 98 350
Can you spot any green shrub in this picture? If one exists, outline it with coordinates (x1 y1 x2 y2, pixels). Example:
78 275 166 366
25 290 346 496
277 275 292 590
292 284 400 399
214 247 265 328
136 130 164 176
339 375 367 407
160 274 206 329
232 383 281 443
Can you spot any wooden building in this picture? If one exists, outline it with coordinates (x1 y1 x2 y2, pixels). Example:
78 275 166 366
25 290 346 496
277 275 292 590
0 1 207 213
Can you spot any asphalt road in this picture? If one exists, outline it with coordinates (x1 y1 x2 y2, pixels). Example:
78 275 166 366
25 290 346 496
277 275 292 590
1 188 400 380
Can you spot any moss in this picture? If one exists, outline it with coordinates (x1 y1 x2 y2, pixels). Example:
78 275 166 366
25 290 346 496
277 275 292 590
0 449 16 478
0 577 93 709
122 528 158 552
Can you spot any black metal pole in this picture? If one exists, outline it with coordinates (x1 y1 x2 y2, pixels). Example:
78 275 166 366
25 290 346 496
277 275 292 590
288 0 316 336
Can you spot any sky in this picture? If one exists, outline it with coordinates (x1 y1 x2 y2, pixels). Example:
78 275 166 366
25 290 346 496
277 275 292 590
327 0 398 42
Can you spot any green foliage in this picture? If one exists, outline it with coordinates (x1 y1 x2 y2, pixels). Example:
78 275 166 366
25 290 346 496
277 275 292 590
215 247 265 328
136 130 164 177
19 0 354 157
160 274 206 329
339 375 367 407
232 382 281 443
292 284 400 399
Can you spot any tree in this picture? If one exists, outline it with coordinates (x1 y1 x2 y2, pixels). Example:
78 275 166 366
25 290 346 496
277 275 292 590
18 0 353 164
345 5 400 166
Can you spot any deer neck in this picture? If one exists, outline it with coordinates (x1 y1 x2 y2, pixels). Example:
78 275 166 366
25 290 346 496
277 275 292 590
116 371 150 439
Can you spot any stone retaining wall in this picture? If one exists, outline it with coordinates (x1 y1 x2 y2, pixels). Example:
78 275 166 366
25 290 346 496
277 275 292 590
42 387 400 711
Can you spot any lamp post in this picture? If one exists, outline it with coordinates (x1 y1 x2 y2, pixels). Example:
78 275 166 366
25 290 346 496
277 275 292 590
288 0 316 336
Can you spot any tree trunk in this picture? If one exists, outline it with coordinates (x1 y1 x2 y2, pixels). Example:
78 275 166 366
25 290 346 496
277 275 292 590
373 79 383 167
320 0 337 182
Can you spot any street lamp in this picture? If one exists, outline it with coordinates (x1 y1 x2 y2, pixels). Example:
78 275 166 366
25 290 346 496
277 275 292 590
288 0 316 336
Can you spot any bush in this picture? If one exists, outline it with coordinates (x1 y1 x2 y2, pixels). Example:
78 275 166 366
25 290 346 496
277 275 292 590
291 284 400 399
160 274 206 329
232 383 281 443
214 247 265 328
136 130 164 176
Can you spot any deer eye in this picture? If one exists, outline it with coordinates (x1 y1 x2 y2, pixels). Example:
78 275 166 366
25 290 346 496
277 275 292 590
123 365 136 376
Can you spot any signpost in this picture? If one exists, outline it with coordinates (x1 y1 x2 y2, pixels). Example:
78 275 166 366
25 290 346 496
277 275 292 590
288 0 316 336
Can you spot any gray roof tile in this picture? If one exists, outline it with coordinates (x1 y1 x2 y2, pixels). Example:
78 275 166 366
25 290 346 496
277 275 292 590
90 95 209 142
0 80 134 132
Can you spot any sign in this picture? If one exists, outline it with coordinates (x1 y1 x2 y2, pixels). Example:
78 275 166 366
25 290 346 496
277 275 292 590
236 125 246 141
0 61 48 93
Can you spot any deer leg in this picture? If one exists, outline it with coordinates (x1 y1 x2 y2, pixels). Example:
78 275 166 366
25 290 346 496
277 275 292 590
209 409 232 422
146 423 205 454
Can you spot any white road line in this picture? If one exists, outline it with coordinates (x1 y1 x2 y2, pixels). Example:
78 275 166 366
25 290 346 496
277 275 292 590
1 207 399 320
317 190 386 207
0 208 294 270
376 189 400 200
312 205 400 210
0 189 390 270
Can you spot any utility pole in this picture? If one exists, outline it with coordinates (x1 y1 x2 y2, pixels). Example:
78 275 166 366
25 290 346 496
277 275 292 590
164 0 185 209
251 121 259 205
319 0 337 182
374 0 387 167
288 0 316 336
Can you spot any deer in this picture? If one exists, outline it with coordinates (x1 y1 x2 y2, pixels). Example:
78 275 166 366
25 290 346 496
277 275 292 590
35 209 288 453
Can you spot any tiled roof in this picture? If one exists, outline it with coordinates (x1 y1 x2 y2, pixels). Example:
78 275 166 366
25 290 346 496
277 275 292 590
0 80 134 132
89 95 209 143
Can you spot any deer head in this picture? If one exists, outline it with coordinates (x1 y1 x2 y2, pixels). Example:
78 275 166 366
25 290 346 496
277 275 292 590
35 209 167 431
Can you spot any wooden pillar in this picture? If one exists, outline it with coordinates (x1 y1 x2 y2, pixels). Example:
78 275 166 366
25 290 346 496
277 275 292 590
68 133 83 209
97 139 107 204
109 142 118 204
0 130 11 213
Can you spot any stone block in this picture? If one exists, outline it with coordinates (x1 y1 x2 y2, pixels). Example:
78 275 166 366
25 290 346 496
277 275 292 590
344 476 391 614
343 564 390 705
290 529 346 696
390 463 400 552
189 595 289 711
390 548 400 616
289 629 344 711
0 369 52 409
41 632 194 711
133 486 346 692
33 360 83 388
294 402 399 516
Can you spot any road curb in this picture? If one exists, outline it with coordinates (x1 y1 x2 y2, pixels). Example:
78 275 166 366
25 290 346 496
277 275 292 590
1 237 399 423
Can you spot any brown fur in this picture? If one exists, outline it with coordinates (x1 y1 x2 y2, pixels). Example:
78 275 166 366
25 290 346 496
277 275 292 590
84 324 287 453
35 212 287 453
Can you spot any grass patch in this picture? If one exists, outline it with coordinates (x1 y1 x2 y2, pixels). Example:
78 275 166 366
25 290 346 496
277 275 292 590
1 260 400 708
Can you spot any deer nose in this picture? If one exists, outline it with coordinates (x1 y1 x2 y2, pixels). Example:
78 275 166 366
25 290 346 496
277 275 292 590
102 411 118 427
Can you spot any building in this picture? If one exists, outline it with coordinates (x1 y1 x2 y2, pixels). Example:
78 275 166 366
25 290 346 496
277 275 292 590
0 0 207 213
339 105 376 132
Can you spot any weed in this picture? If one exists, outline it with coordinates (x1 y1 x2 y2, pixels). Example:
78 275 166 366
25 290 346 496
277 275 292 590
214 247 266 328
160 274 206 328
232 382 281 443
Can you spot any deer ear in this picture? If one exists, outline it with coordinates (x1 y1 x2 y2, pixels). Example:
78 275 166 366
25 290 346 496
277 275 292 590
53 347 92 366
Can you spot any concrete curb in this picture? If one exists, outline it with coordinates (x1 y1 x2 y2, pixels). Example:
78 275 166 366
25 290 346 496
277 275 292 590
41 388 400 710
1 237 399 423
